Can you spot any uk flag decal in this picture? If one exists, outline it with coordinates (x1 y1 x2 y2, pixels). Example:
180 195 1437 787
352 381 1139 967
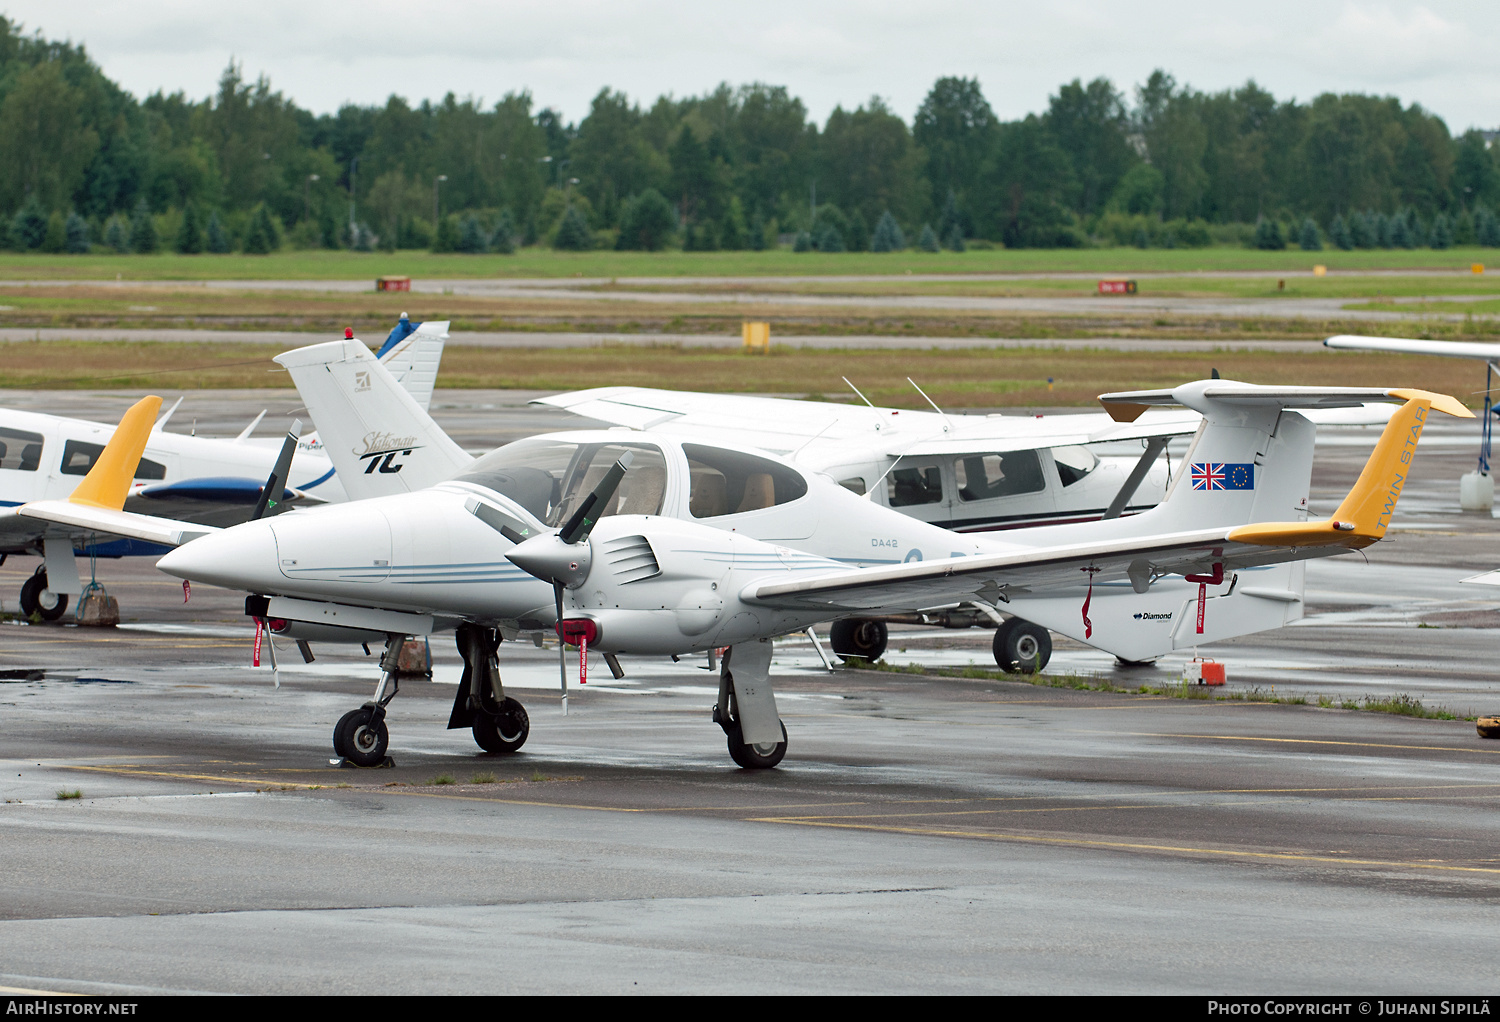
1191 463 1255 490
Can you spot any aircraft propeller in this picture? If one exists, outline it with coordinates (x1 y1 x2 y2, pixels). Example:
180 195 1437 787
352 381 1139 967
248 418 301 687
499 451 634 715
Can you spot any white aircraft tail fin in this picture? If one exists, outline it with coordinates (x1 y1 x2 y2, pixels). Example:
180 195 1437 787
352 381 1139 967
274 338 473 501
1092 381 1468 538
375 320 448 412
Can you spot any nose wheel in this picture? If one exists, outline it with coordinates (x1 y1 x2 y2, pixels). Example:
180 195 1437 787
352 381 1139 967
724 718 787 769
333 705 389 767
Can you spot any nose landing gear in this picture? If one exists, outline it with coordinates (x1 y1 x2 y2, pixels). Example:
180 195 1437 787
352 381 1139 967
333 633 403 767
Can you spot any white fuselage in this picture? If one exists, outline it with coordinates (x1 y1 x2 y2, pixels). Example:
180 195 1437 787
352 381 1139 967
0 407 342 554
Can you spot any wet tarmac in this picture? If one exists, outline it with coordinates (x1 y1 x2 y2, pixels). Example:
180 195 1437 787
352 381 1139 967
3 391 1500 993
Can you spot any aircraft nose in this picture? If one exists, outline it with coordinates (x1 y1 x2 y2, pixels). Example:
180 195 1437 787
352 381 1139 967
156 521 280 592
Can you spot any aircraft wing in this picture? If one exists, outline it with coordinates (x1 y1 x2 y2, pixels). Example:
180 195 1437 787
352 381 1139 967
537 385 1387 458
1326 334 1500 361
535 386 1204 456
746 526 1336 613
125 477 325 528
16 501 219 548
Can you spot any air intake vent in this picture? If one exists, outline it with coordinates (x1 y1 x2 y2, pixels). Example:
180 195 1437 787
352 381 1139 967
601 534 660 584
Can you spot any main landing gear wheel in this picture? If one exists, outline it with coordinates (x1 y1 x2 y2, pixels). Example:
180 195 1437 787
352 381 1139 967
334 706 389 767
828 618 888 662
726 719 788 770
472 698 530 754
20 570 67 621
993 618 1052 674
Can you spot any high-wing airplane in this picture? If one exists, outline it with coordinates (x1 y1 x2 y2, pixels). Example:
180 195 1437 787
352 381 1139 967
23 342 1461 768
0 319 448 620
537 383 1394 668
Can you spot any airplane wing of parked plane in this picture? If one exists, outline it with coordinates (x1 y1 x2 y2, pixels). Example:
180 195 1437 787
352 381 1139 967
535 384 1394 460
1325 334 1500 362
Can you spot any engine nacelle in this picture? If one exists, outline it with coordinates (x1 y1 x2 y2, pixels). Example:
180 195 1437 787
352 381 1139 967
561 516 826 655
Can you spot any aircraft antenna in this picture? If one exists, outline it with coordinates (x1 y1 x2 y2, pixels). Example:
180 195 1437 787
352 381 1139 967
907 377 951 433
788 419 839 462
842 377 884 432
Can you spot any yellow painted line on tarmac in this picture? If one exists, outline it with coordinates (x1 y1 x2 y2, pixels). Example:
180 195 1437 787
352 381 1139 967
746 817 1500 876
1105 730 1500 757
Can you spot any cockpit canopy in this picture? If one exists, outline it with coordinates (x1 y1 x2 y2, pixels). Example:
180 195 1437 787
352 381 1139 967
452 435 812 528
454 438 669 526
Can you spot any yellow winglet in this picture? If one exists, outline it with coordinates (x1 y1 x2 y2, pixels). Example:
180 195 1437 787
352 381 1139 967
1229 389 1464 550
67 395 162 510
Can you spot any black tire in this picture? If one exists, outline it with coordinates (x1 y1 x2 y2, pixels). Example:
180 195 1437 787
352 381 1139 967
993 618 1052 674
472 698 529 754
725 719 788 769
20 571 68 622
828 618 888 662
334 707 388 767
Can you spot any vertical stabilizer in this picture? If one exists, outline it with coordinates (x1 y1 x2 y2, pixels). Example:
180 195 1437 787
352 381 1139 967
274 339 473 501
376 320 448 412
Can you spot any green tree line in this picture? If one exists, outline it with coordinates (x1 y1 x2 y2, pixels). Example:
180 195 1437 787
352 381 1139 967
3 17 1499 254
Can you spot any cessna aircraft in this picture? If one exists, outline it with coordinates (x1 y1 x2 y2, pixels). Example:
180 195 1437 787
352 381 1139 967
19 337 1462 769
0 319 448 619
538 383 1394 668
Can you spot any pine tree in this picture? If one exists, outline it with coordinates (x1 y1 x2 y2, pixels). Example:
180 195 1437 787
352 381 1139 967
1375 212 1394 248
869 211 905 252
11 197 47 250
490 209 517 254
1429 212 1453 250
458 215 488 253
1389 211 1412 249
205 212 230 253
615 190 678 251
847 210 870 252
105 216 128 253
552 206 593 250
430 214 460 253
1133 226 1151 249
814 224 845 252
918 223 940 252
936 188 963 242
1254 218 1286 250
793 230 812 252
130 199 158 254
64 212 90 253
719 197 747 251
1476 205 1500 247
944 223 966 252
243 206 272 254
175 202 203 254
1329 214 1353 250
748 209 767 251
1298 218 1321 251
41 211 66 253
1405 210 1425 248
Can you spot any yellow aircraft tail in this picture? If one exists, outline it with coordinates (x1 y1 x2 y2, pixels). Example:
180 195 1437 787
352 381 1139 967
1228 388 1470 549
67 395 162 510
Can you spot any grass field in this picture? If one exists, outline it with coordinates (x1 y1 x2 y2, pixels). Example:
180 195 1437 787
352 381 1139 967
0 246 1497 281
4 340 1489 409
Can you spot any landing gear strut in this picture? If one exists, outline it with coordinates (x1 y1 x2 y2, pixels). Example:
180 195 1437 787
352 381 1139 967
712 639 787 769
332 633 404 767
448 624 529 755
19 568 68 621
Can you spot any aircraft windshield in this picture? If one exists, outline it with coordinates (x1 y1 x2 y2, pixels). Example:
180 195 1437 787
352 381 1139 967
454 438 668 526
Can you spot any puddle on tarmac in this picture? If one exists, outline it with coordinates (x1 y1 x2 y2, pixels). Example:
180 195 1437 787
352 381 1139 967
0 669 132 685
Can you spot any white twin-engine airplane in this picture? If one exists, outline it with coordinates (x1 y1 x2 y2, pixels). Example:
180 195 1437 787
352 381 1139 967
18 333 1464 770
0 319 448 620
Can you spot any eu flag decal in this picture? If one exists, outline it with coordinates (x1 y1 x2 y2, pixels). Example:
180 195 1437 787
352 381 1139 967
1191 463 1255 490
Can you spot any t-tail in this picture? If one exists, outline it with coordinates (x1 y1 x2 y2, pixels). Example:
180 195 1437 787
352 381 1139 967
274 337 473 501
1001 381 1470 661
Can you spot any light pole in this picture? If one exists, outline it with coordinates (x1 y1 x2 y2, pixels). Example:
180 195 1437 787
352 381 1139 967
304 173 319 224
348 157 358 238
433 174 448 227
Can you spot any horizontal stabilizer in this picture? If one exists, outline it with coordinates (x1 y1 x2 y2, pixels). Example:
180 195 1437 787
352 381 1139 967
1100 380 1470 422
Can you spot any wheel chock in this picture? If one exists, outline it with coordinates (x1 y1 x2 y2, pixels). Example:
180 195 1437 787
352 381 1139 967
332 756 396 768
1477 716 1500 739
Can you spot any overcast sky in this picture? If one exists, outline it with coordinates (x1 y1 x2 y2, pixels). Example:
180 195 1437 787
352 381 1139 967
6 1 1500 131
